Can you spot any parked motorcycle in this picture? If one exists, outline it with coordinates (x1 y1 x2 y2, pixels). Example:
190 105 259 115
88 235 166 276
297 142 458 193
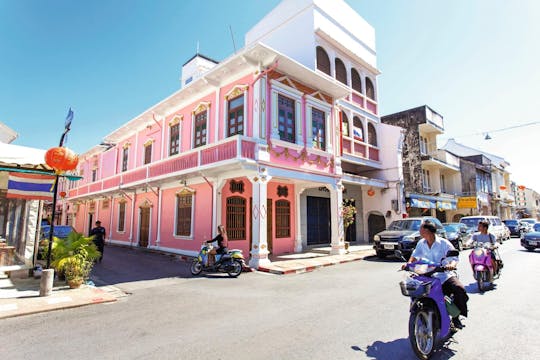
397 250 461 360
469 242 501 292
190 243 245 278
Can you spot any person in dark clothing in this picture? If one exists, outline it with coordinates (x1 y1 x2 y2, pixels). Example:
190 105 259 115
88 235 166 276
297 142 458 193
89 220 106 263
206 225 228 266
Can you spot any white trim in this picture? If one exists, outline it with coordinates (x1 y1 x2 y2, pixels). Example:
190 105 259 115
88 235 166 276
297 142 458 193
174 191 195 238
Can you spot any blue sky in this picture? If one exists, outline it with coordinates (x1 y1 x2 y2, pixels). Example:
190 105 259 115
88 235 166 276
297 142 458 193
1 0 539 191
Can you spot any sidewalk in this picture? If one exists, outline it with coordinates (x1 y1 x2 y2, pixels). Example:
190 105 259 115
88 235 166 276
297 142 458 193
261 245 375 274
0 245 375 319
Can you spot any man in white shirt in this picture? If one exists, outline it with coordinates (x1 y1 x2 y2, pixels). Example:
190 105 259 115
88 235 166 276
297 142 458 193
405 220 469 329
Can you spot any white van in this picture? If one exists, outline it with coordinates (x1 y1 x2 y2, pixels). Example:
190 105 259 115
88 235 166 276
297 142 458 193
459 215 507 243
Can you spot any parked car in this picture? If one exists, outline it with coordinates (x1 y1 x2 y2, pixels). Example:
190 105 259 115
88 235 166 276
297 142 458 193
521 227 540 252
459 215 506 244
443 222 473 251
372 217 446 259
502 219 526 237
534 223 540 232
520 218 537 233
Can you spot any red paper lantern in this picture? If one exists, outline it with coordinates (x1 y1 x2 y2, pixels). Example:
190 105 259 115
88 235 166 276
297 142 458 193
499 185 506 191
45 147 79 172
518 185 526 191
59 191 67 198
367 189 375 197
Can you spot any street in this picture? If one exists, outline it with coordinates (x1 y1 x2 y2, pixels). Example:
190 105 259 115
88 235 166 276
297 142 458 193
1 238 539 360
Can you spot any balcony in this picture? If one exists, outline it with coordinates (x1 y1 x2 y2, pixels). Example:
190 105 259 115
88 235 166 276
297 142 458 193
421 150 460 171
68 137 257 198
342 137 379 162
346 90 378 116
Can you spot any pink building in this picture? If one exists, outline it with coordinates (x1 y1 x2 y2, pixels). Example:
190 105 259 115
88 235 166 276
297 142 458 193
65 0 404 269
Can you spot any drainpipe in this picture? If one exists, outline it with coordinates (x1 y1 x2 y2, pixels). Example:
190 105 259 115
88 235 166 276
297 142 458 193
129 191 137 247
108 195 114 244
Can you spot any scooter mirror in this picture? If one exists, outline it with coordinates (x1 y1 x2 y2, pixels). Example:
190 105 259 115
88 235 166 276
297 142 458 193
394 250 407 261
446 249 459 257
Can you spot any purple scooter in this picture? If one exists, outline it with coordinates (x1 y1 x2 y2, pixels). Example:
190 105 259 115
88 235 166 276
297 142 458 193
397 250 461 360
469 242 501 292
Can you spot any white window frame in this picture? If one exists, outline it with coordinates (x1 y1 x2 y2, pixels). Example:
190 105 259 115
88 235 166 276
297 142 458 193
174 191 195 239
305 95 332 154
270 80 303 148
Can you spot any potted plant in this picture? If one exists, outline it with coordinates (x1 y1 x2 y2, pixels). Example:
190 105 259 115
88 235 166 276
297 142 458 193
51 231 100 288
342 198 357 250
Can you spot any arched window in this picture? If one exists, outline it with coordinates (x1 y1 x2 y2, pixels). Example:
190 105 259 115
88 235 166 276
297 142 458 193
353 116 364 141
367 123 377 146
335 58 347 85
351 68 362 93
366 77 375 100
226 196 246 240
342 112 349 137
316 46 331 76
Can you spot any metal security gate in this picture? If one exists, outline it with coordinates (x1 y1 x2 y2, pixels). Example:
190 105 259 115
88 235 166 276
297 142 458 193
306 196 330 245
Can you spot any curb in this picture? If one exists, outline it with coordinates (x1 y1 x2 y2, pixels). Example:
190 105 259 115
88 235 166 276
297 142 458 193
257 252 371 275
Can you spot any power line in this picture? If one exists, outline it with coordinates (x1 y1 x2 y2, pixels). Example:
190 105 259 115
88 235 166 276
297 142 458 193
440 121 539 140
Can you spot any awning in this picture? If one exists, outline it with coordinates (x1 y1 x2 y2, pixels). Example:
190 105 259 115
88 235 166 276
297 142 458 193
410 198 436 209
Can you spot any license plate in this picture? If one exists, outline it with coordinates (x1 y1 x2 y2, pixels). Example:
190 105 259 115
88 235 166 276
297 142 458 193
383 244 395 250
530 241 539 246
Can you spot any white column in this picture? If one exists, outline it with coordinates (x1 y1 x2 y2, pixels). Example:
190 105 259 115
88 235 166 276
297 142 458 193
108 196 114 244
156 188 162 247
248 168 272 268
329 179 346 255
216 178 227 229
294 186 306 253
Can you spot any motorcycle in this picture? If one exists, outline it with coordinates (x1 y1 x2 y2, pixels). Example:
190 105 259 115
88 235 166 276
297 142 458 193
190 242 246 278
469 242 501 292
397 249 461 360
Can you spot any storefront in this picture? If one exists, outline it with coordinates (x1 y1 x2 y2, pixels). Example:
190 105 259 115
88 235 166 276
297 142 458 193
405 193 457 222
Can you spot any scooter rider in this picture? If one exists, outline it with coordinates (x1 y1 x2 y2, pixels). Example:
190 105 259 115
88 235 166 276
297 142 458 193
403 220 469 329
206 225 228 266
472 220 501 274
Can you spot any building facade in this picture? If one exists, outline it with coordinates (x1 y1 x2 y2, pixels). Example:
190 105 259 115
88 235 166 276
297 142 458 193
65 0 404 268
381 106 461 223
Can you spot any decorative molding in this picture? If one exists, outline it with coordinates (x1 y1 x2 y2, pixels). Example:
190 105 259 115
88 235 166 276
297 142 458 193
225 84 248 101
169 115 183 126
122 142 131 149
275 76 297 90
229 180 245 194
176 187 196 195
277 185 288 198
139 198 153 208
192 101 211 115
143 139 154 147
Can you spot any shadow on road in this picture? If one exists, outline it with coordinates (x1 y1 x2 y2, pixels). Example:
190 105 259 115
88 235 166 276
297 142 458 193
352 337 458 360
89 245 194 286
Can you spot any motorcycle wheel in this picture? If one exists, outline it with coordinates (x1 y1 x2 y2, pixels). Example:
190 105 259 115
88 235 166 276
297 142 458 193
477 271 485 293
409 308 437 360
227 260 243 278
190 260 203 276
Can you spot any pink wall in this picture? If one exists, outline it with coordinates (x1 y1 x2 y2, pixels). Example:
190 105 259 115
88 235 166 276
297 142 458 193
110 197 132 244
159 183 213 253
218 74 253 139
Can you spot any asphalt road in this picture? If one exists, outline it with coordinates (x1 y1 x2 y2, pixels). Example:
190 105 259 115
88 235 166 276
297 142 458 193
1 238 539 360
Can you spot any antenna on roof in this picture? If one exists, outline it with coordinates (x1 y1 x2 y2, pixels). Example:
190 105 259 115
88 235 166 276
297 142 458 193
196 41 200 54
229 25 237 54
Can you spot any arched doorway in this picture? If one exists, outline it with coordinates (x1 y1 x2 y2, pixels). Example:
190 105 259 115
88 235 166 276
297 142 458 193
368 213 386 243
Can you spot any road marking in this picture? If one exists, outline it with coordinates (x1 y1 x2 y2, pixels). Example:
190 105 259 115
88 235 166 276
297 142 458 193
0 303 18 312
46 296 72 304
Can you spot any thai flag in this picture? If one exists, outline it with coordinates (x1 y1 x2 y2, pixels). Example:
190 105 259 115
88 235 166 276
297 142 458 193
353 126 363 141
6 172 56 201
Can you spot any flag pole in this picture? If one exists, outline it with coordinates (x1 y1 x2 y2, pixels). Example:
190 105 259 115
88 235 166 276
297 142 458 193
46 108 74 269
